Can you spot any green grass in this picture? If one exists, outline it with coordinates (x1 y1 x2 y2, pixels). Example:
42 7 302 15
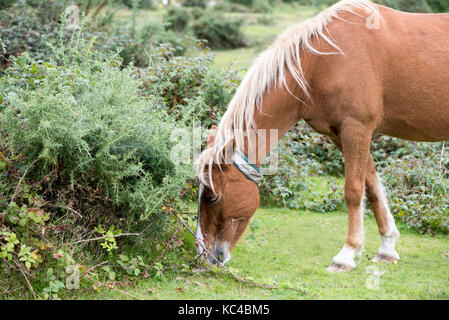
73 206 449 300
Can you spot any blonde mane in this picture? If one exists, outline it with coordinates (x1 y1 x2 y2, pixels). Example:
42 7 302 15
196 0 380 187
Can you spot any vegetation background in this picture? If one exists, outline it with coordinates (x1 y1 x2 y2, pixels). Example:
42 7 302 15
0 0 448 299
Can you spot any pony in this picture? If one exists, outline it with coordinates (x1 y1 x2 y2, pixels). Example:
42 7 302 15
195 0 449 272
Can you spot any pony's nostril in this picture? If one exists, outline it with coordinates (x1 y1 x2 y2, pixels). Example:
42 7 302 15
216 251 224 263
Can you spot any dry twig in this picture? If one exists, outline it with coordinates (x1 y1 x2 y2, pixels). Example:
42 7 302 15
143 225 181 278
11 158 38 203
69 232 140 246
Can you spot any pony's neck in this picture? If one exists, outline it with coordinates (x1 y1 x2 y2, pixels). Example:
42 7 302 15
242 76 309 167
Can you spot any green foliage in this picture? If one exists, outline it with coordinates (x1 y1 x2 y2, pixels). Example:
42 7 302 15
257 14 276 25
141 49 240 128
1 40 193 221
259 125 345 211
228 0 254 6
282 0 443 13
0 0 193 70
252 0 274 12
183 0 208 7
94 225 121 252
378 142 449 234
116 254 146 276
377 0 432 12
226 0 275 12
0 0 66 61
215 0 252 12
164 6 192 32
0 27 203 298
192 10 247 49
426 0 449 11
0 0 14 9
102 22 191 67
119 0 155 9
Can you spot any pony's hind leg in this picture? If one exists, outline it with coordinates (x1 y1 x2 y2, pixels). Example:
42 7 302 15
327 120 371 272
365 157 400 264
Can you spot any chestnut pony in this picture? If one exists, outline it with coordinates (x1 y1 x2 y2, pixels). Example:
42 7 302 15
196 0 449 272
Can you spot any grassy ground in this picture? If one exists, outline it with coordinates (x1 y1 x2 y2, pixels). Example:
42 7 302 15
74 206 449 300
67 176 449 300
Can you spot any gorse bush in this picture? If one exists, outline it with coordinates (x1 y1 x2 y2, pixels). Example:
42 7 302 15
0 28 202 298
0 39 195 222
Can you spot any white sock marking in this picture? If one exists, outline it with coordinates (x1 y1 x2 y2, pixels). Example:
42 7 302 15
375 175 400 260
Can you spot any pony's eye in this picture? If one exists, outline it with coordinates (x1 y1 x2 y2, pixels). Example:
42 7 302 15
207 194 220 204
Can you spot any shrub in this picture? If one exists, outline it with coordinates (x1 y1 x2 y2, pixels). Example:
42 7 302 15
259 124 345 209
426 0 449 11
0 40 193 224
282 0 437 13
252 0 274 12
99 22 191 67
0 30 197 298
192 10 247 49
141 49 241 128
257 14 276 25
376 0 432 12
0 0 192 70
0 0 66 62
183 0 207 7
378 142 449 234
119 0 155 9
0 0 14 9
163 6 192 32
215 0 252 12
228 0 253 6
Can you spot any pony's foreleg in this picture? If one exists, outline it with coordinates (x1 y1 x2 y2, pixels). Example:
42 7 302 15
327 121 371 272
365 158 400 264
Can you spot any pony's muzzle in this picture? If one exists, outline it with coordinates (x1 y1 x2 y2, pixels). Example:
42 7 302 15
209 242 231 265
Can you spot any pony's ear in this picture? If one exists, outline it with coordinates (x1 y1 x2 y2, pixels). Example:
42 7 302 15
207 125 217 145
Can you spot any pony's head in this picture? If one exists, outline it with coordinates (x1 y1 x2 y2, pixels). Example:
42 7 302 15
195 127 260 264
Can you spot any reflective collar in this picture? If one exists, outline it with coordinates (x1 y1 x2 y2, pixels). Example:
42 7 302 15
232 151 262 185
